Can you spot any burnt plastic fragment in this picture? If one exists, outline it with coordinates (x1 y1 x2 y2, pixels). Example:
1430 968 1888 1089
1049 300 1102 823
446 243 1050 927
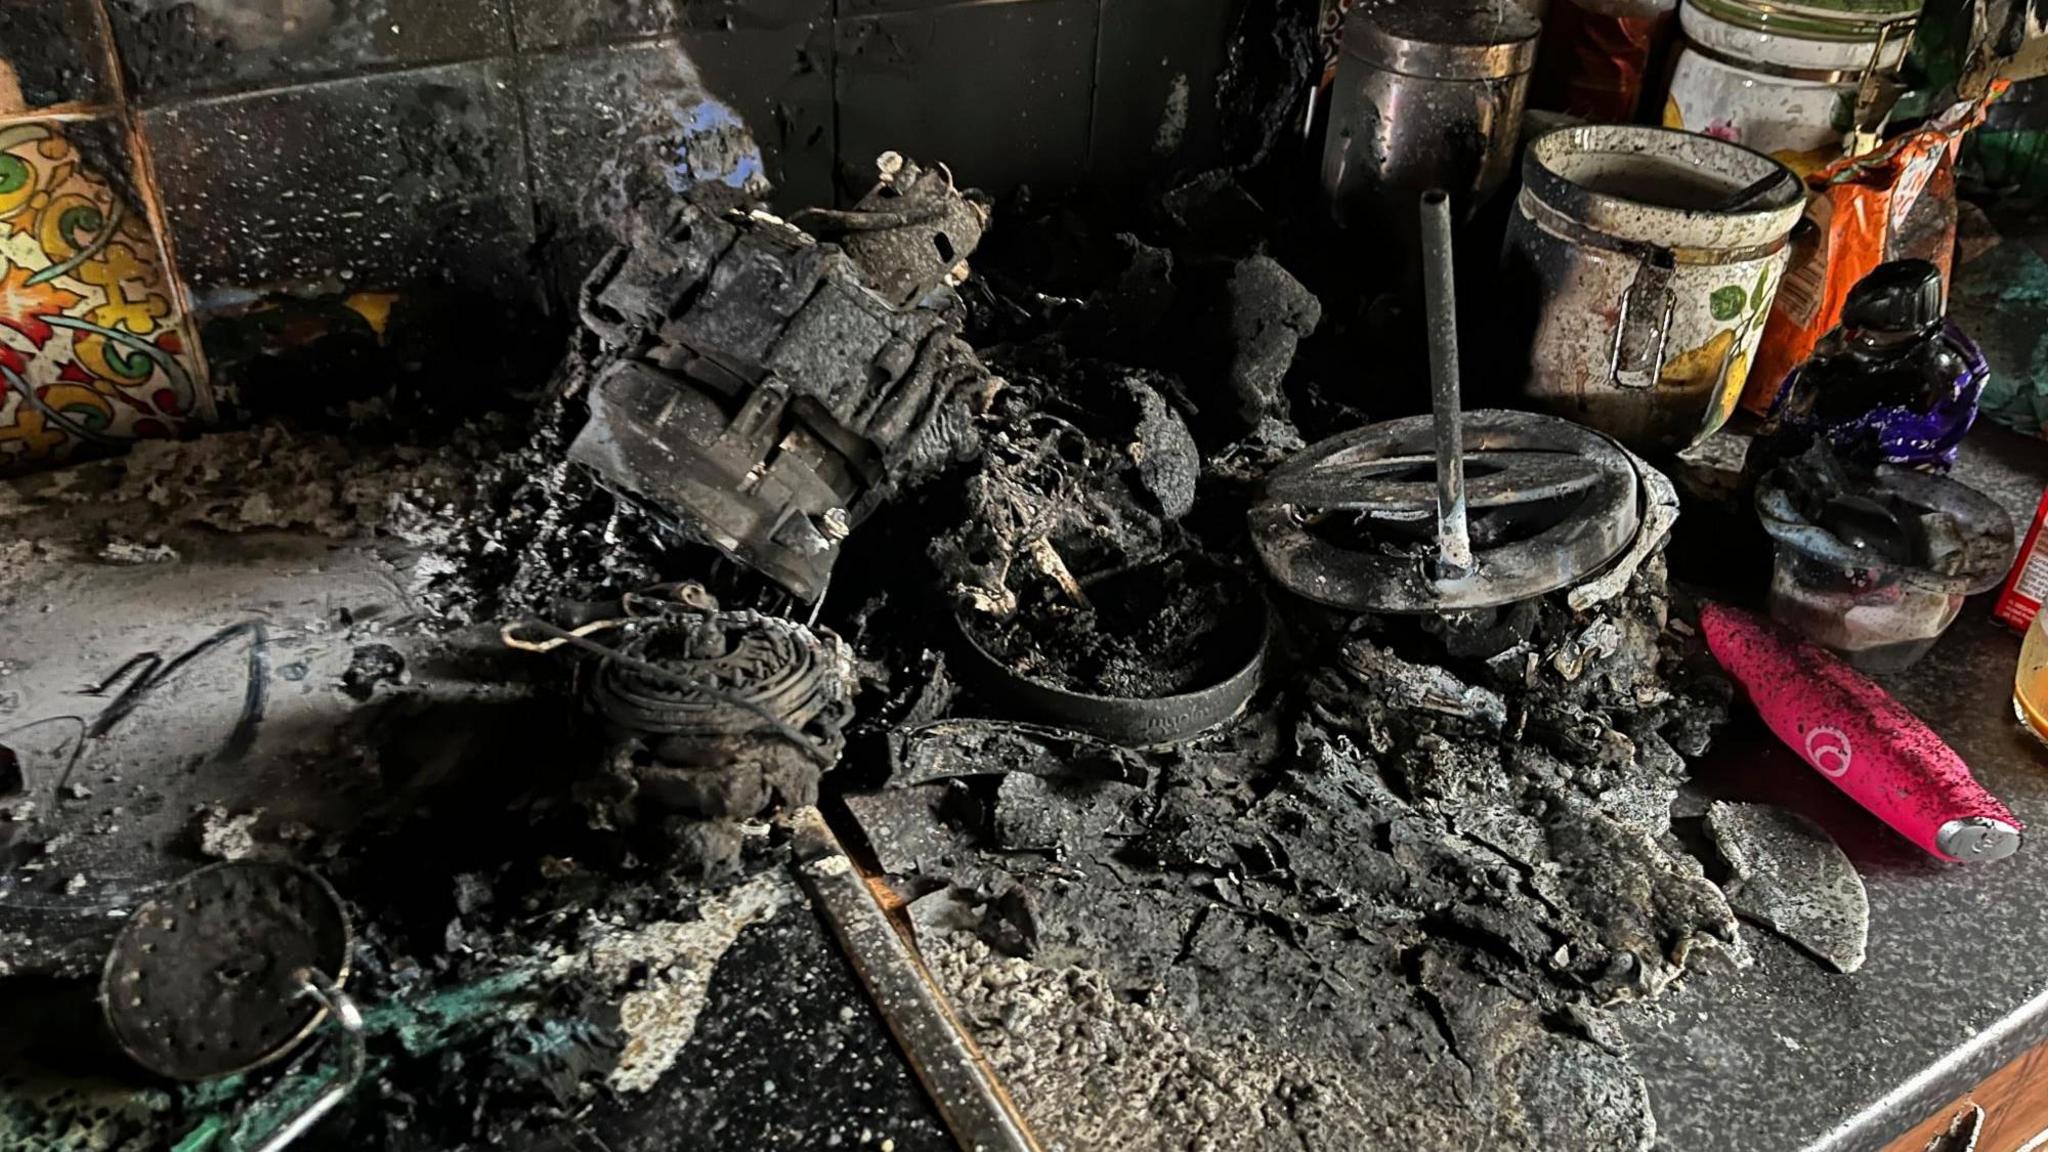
568 169 993 602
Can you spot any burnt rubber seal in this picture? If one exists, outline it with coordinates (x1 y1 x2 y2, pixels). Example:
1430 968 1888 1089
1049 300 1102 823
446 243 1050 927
951 582 1269 749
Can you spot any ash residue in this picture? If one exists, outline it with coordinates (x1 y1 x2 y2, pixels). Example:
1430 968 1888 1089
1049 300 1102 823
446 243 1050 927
25 422 474 541
931 363 1198 619
827 137 1733 1150
1706 800 1869 974
0 21 1769 1144
926 931 1380 1151
341 643 408 701
0 404 701 629
852 536 1733 1150
553 868 799 1094
963 555 1255 697
195 806 261 862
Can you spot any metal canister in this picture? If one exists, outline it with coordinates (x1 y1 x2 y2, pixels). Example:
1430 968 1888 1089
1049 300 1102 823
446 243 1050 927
1320 0 1540 233
1663 0 1919 176
1503 125 1805 453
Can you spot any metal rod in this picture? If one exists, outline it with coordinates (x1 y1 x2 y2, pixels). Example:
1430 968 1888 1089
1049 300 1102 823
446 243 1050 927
790 809 1040 1152
1419 189 1472 579
247 969 365 1152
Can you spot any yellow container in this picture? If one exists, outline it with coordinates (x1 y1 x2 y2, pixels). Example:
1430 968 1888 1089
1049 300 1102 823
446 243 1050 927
2014 610 2048 746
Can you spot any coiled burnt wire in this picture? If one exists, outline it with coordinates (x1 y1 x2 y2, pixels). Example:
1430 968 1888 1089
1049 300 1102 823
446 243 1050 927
506 617 840 767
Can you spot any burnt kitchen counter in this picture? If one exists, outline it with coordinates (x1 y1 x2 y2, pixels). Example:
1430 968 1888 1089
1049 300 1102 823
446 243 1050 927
1625 427 2048 1152
0 437 951 1152
6 417 2048 1152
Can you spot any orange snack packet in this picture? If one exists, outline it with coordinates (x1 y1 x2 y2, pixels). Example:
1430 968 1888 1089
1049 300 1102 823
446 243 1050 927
1743 85 2006 416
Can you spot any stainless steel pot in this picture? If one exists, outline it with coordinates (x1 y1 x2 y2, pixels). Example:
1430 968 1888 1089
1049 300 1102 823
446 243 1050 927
1320 0 1540 235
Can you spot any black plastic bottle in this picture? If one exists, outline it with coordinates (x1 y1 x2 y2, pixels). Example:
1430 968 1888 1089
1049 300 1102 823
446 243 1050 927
1772 259 1988 471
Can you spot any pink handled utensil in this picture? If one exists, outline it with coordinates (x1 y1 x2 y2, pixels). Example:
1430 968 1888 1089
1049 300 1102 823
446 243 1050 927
1701 601 2023 862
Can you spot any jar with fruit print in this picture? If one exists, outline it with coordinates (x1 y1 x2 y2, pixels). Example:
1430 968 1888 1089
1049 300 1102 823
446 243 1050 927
1663 0 1918 177
1504 125 1805 453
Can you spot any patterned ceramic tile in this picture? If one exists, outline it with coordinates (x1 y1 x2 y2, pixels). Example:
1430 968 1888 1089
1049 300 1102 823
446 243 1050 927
0 117 209 471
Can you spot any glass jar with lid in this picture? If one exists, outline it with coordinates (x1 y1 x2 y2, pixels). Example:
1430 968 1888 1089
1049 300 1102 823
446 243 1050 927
1663 0 1918 175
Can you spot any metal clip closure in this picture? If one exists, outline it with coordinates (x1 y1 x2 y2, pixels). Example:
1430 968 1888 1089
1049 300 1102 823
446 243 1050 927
1612 253 1677 391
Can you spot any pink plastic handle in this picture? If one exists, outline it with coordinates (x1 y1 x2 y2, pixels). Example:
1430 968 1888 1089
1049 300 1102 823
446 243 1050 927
1701 602 2022 862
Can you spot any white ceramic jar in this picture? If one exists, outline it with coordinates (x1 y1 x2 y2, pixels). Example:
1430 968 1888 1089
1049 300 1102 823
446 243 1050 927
1504 126 1806 453
1663 0 1918 175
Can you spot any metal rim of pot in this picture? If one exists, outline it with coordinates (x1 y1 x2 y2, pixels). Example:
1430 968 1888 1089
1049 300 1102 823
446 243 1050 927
950 569 1270 749
1340 0 1540 81
1682 0 1920 44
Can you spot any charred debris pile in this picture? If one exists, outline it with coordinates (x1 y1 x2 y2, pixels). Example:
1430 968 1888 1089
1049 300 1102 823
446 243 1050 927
1 146 1757 1150
486 150 1731 1145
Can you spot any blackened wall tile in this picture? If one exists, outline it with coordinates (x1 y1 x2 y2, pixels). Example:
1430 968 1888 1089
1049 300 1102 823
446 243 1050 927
510 0 677 50
107 0 513 100
1091 0 1234 180
678 0 827 25
510 0 824 50
834 0 971 16
519 23 832 306
520 37 735 304
0 0 118 114
835 0 1098 196
512 0 833 214
680 8 834 210
139 59 536 302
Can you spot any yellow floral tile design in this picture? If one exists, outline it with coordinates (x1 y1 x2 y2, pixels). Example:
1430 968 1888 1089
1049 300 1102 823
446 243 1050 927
0 119 210 471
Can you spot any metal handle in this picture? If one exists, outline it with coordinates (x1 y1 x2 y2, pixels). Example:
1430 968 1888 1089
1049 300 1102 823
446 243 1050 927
1848 15 1919 155
1611 258 1676 390
1419 189 1472 579
244 969 365 1152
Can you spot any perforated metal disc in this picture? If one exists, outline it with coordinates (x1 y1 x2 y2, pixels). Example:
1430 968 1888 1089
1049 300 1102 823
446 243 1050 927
101 861 351 1080
1249 409 1641 613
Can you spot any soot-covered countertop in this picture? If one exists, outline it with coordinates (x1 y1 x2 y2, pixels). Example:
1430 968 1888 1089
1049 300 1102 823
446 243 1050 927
1626 427 2048 1152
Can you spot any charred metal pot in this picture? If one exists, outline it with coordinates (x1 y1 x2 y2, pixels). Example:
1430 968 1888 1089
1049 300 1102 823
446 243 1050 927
1504 126 1803 454
1320 0 1539 234
951 561 1269 749
952 605 1268 750
101 862 366 1152
1250 409 1643 613
102 861 353 1082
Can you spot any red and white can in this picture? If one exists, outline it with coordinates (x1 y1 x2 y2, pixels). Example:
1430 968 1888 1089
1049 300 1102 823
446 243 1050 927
1995 488 2048 631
